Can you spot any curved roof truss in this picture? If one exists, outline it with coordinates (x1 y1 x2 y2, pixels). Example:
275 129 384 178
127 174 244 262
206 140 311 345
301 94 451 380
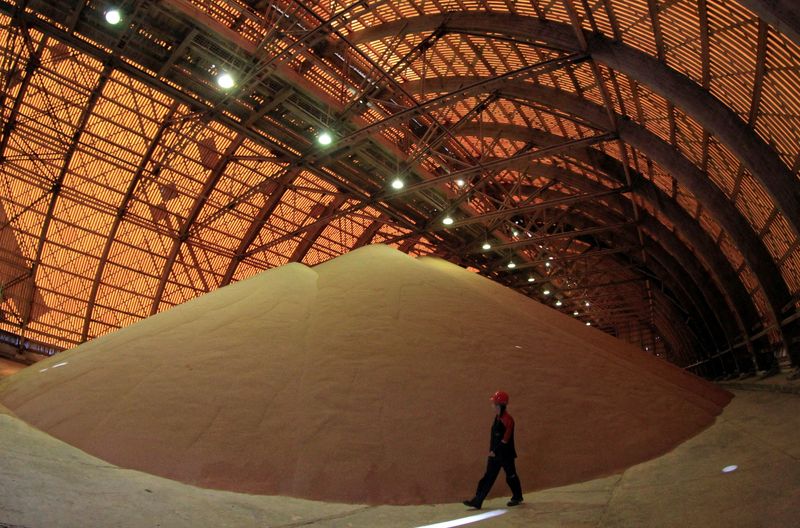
0 0 798 377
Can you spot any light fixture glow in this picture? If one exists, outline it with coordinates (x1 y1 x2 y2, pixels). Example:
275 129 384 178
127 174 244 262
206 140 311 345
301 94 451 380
443 216 454 226
217 72 235 89
391 178 404 190
507 261 516 269
545 262 551 267
548 256 554 260
527 277 535 282
585 301 591 307
482 242 491 250
105 8 122 25
586 321 591 326
318 132 333 146
455 178 465 187
555 300 562 306
414 509 506 528
543 289 550 295
573 310 579 316
722 465 738 473
512 230 519 237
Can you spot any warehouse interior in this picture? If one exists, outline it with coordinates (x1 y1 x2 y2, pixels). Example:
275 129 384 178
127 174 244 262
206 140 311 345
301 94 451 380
0 0 799 526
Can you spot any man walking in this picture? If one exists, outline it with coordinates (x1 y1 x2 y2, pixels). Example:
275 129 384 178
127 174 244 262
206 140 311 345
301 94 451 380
463 390 524 509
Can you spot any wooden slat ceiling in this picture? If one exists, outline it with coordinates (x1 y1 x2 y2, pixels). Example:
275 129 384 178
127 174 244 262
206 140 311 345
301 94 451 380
0 0 798 377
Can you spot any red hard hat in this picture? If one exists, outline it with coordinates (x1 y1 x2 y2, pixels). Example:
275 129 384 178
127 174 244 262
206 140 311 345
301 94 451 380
490 390 509 405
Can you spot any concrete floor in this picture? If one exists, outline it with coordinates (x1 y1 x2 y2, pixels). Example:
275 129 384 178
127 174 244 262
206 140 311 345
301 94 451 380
0 389 798 528
719 373 800 395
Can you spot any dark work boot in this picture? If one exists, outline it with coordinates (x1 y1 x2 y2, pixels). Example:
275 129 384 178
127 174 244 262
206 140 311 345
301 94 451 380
507 497 523 507
462 498 482 509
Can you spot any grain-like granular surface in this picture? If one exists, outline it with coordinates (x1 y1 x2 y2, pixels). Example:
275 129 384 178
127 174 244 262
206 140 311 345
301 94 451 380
0 245 731 504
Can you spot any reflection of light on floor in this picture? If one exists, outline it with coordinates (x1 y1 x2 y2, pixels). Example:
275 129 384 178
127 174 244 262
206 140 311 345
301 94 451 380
415 509 506 528
52 362 68 369
722 465 738 473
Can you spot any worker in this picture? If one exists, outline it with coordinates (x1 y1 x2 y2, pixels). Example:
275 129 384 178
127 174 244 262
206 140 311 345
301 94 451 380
463 390 523 509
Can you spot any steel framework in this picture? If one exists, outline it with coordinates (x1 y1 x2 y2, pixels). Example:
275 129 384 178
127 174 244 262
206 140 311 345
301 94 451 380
0 0 799 378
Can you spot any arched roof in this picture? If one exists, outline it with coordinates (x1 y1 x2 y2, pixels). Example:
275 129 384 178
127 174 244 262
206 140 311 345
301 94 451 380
0 0 798 376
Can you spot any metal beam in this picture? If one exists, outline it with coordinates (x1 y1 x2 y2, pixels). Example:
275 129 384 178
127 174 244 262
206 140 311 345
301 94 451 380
353 214 389 249
437 188 626 230
252 134 614 258
469 221 635 254
491 160 746 357
569 165 759 360
150 133 245 315
737 0 800 47
0 29 44 160
511 264 636 287
3 0 424 257
522 227 708 358
454 125 761 333
20 62 112 336
507 246 637 270
436 107 791 349
389 133 615 198
10 1 788 364
347 14 800 247
556 277 647 292
551 208 731 354
220 166 301 286
585 195 744 360
640 249 728 360
289 194 349 263
641 219 756 371
335 53 585 149
508 206 709 350
81 101 181 341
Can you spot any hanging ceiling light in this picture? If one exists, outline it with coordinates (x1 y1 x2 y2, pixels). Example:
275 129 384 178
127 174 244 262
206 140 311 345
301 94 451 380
555 300 562 306
105 8 122 25
391 178 404 190
217 72 235 89
317 132 333 146
543 289 550 295
507 261 516 269
442 216 455 226
455 178 466 187
482 242 491 250
527 277 535 282
573 310 579 316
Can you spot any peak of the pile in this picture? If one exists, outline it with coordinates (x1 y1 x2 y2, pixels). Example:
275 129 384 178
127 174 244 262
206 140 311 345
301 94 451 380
313 243 443 271
0 244 731 505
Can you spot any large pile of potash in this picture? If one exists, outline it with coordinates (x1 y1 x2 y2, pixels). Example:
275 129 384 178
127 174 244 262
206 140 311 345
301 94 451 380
0 244 731 504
